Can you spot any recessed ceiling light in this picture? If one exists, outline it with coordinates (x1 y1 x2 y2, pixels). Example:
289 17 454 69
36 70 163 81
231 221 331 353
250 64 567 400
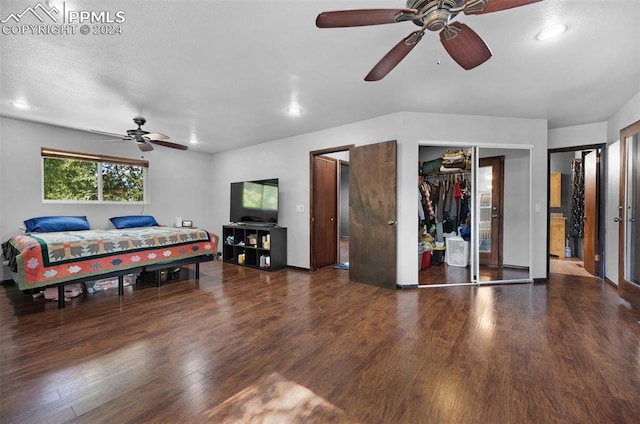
287 105 302 116
536 24 567 41
190 139 198 144
12 100 30 110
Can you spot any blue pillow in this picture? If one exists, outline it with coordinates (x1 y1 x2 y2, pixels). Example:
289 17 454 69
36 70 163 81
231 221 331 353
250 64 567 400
110 215 159 229
24 216 90 233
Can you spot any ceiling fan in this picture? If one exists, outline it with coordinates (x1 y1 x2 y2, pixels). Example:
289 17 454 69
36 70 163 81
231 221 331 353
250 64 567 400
316 0 543 81
91 117 188 152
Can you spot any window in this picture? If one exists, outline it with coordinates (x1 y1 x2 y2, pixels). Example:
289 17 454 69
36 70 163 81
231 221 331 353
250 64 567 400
42 148 149 203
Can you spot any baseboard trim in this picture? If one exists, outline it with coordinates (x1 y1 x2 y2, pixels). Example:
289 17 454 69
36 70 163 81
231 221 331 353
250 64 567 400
533 277 548 284
604 277 618 288
502 264 530 271
397 284 418 289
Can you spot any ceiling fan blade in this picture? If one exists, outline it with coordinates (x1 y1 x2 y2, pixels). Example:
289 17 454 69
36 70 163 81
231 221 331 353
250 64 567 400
137 141 154 152
147 139 189 150
464 0 543 15
144 132 170 140
439 22 492 70
316 9 417 28
90 129 128 138
365 30 424 81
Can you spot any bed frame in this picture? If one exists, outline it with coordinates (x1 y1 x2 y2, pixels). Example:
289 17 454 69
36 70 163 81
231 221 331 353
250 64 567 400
50 254 214 308
2 226 218 309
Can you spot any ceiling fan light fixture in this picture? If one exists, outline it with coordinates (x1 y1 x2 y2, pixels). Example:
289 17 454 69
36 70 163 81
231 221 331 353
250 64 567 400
536 24 567 41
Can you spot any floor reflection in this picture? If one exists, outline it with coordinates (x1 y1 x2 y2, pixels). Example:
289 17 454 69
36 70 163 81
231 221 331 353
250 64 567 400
419 263 529 285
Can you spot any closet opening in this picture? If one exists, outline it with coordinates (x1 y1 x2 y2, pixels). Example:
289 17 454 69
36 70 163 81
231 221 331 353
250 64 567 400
419 144 532 286
419 145 474 286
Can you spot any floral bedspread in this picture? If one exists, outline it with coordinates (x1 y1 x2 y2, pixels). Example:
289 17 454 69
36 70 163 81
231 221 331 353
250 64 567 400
3 227 217 290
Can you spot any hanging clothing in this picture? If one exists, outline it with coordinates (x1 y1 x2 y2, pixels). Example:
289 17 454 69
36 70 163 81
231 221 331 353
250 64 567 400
569 158 584 238
419 181 435 219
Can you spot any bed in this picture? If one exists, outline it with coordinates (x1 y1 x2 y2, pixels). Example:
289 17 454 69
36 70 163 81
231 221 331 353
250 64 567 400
2 224 218 308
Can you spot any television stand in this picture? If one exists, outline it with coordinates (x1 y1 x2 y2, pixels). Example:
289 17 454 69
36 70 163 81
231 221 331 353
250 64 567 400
222 224 286 271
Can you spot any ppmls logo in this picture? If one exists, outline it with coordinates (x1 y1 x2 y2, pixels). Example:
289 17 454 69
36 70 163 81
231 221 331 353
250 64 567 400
1 2 60 23
1 2 126 36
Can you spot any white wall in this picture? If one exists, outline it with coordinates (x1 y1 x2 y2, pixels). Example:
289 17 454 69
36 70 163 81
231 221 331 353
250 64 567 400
210 112 548 285
607 92 640 143
0 117 214 280
548 122 607 149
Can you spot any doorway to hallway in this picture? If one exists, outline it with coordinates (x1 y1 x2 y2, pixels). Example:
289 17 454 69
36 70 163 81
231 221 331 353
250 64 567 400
548 145 606 278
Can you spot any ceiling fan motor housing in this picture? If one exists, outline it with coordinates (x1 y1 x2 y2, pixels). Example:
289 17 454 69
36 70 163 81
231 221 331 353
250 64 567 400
128 116 150 138
407 0 462 31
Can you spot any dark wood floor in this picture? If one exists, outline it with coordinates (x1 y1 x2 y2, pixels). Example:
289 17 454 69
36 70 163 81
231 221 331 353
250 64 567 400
419 262 530 285
1 261 639 423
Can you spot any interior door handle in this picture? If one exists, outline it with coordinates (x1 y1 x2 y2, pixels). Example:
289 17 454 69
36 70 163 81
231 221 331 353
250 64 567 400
614 217 622 222
492 214 501 218
387 220 396 225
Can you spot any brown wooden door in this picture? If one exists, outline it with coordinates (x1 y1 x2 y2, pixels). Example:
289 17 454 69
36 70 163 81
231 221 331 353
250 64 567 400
583 150 598 275
349 140 397 289
478 156 504 266
313 155 338 269
618 120 640 308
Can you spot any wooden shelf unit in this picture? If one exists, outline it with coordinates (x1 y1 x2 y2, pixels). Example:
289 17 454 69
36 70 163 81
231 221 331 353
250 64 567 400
222 225 287 271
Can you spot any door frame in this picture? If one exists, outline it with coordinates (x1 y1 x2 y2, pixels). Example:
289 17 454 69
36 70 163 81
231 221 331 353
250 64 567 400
309 144 354 271
547 144 606 278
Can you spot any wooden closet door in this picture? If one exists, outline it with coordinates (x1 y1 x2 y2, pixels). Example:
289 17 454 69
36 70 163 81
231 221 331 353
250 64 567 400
478 156 504 266
313 155 338 269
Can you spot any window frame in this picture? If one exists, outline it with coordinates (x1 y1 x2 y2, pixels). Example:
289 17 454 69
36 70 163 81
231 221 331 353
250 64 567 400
41 147 149 204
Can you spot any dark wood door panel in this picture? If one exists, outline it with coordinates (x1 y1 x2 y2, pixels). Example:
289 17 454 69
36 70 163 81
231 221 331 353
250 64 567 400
479 156 504 266
313 156 337 268
349 140 397 288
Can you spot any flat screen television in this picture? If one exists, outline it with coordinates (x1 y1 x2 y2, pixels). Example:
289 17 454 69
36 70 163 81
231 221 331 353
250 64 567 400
230 178 279 224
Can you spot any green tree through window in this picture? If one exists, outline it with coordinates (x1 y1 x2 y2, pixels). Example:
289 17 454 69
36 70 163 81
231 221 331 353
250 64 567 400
43 158 99 201
102 163 144 201
42 149 147 202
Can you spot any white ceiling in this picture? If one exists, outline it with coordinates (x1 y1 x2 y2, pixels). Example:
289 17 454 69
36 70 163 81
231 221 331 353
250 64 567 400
1 0 639 154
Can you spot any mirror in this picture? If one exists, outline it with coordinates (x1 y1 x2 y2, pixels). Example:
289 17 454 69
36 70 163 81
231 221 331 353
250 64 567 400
619 121 640 307
476 147 531 284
